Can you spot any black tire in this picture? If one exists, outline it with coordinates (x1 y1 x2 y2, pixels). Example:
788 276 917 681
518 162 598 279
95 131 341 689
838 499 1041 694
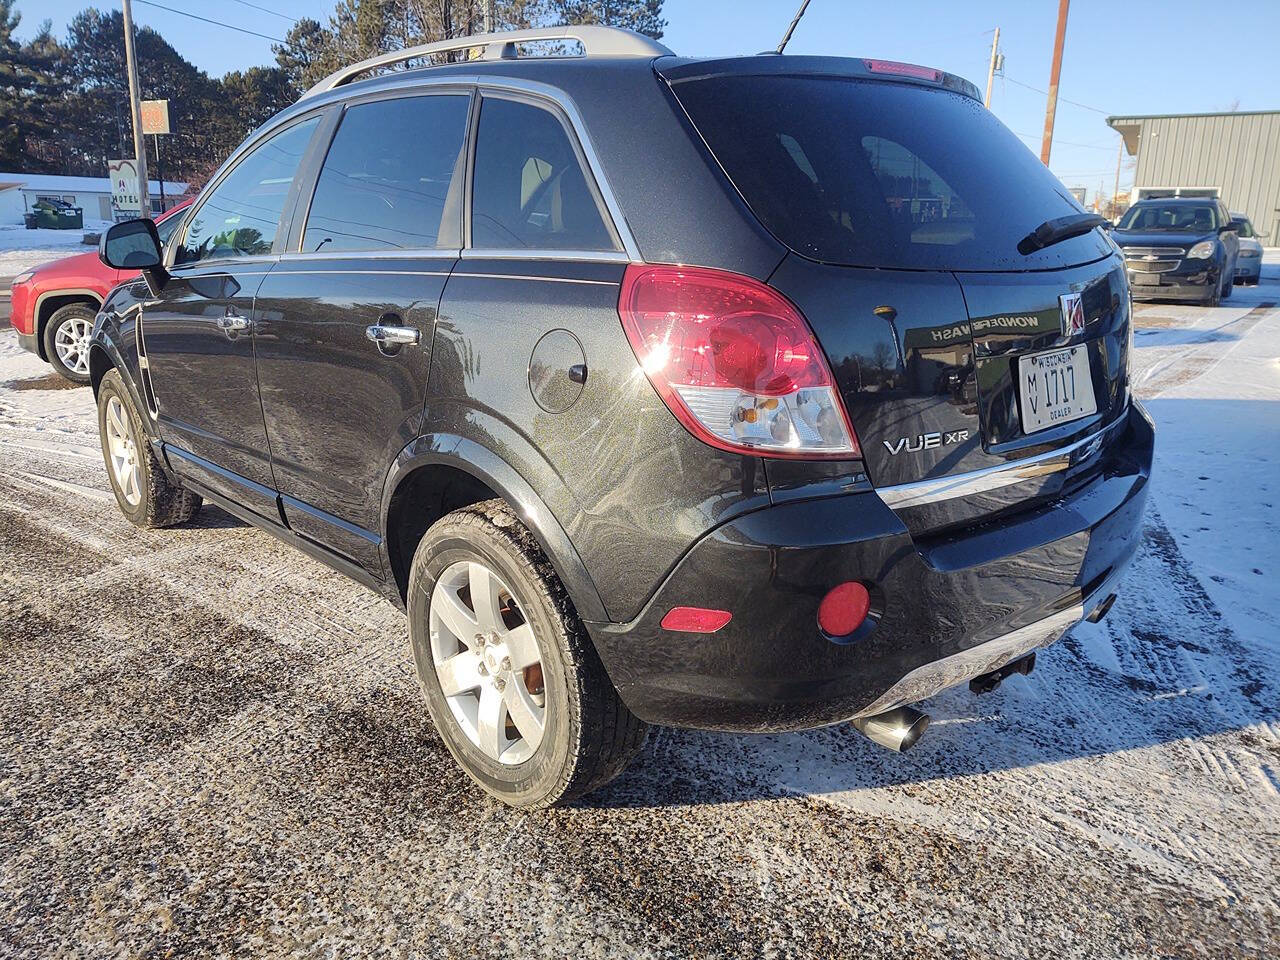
408 499 647 808
97 368 202 528
42 303 96 384
1206 282 1221 308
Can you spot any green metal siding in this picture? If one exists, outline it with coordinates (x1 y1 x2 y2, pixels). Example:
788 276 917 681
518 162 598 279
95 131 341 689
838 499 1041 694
1129 112 1280 245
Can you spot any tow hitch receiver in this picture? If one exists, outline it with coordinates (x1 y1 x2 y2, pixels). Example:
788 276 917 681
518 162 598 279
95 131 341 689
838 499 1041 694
969 652 1036 696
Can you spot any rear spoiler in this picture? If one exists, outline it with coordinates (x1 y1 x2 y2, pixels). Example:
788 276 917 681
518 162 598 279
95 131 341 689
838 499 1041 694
657 54 982 102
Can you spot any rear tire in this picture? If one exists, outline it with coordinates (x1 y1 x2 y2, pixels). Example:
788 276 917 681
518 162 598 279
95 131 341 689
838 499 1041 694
43 303 96 384
408 499 647 808
97 368 202 528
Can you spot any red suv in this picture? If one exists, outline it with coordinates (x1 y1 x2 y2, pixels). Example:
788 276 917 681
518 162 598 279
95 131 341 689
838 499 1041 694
10 199 192 383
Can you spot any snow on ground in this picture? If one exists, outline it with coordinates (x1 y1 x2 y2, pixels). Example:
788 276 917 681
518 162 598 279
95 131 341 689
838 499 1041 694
0 258 1277 956
0 221 110 276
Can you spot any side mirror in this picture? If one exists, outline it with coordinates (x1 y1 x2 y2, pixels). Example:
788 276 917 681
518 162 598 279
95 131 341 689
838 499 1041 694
1218 223 1236 234
100 218 162 268
100 218 168 292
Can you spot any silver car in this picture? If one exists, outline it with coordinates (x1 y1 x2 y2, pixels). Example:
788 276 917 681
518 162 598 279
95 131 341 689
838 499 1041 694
1231 213 1264 285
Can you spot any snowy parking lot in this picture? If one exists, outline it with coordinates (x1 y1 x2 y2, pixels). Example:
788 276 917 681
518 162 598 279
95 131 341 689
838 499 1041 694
1 262 1278 957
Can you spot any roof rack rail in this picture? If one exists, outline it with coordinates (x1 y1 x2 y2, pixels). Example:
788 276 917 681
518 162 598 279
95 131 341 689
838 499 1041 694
303 25 674 99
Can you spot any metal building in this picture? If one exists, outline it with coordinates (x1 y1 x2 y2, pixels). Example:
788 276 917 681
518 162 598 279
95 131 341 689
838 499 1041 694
1106 110 1280 245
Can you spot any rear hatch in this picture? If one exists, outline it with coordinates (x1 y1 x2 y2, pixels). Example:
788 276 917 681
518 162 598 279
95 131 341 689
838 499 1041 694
662 60 1131 534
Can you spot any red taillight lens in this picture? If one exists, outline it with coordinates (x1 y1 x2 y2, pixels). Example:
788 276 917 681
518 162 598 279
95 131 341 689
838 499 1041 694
863 59 942 82
660 606 732 634
619 264 860 459
818 582 871 637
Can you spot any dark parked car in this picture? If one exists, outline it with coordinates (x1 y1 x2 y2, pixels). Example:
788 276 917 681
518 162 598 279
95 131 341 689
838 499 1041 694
1113 197 1239 305
89 26 1152 807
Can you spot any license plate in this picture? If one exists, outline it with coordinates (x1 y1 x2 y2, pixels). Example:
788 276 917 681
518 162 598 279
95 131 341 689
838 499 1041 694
1131 272 1159 285
1018 345 1097 434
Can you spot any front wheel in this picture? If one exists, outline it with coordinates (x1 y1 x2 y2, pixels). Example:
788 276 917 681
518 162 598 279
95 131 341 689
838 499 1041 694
408 500 647 807
97 369 202 528
43 303 96 384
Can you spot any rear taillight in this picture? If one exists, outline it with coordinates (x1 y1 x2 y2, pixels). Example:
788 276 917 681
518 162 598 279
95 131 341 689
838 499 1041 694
618 264 860 459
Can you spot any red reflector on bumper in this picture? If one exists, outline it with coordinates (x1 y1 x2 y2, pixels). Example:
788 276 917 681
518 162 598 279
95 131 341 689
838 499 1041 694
818 582 871 637
661 606 732 633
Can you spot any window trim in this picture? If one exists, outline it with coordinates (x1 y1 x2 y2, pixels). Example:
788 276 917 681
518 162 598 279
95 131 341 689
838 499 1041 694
288 85 476 258
465 87 624 257
168 110 329 272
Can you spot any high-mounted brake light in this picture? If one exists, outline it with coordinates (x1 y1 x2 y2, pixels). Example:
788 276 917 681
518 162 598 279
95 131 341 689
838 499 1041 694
863 59 942 82
619 264 860 459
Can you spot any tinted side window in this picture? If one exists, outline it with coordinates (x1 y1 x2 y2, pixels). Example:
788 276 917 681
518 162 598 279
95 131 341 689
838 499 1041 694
471 97 617 252
178 117 319 265
303 95 470 253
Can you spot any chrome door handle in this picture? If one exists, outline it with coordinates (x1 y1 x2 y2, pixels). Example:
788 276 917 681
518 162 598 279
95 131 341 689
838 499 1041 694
365 324 420 346
217 313 251 334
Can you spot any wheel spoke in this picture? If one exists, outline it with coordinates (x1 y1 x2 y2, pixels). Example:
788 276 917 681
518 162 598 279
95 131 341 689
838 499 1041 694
468 561 505 633
434 586 479 642
476 683 506 759
504 681 544 751
436 650 483 697
109 403 128 439
504 623 540 670
124 466 140 503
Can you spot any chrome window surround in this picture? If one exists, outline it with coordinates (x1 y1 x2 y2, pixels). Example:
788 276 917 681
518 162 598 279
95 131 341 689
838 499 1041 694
191 74 644 268
876 405 1127 510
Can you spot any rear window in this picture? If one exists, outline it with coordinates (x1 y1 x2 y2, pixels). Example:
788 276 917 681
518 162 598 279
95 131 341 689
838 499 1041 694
671 75 1099 271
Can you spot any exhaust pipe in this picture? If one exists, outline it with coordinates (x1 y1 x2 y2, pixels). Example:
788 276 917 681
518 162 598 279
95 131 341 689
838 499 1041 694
1086 592 1118 623
851 706 930 752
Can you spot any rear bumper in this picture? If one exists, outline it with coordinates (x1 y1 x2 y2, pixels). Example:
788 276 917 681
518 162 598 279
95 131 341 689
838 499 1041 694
16 329 39 355
588 401 1154 731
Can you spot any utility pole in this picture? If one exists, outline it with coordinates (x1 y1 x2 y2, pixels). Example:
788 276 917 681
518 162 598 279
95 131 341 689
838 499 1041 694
1040 0 1070 166
1112 138 1124 218
121 0 149 218
984 27 1001 109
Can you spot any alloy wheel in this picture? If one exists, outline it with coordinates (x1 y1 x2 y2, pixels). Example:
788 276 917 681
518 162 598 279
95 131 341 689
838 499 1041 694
429 559 547 765
54 316 93 376
104 396 142 506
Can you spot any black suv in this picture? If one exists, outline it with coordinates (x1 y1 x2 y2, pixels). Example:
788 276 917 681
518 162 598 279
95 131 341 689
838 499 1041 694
1113 196 1240 305
91 26 1153 807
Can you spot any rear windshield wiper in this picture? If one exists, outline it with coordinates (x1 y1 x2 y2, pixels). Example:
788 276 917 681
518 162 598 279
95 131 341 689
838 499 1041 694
1017 213 1108 255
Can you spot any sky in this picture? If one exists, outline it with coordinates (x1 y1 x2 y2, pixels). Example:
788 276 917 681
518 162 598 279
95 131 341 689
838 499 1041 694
15 0 1280 199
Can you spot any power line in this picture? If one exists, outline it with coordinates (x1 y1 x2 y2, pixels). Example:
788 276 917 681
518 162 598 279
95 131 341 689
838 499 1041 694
1002 74 1110 115
131 0 293 46
1014 131 1118 151
226 0 299 25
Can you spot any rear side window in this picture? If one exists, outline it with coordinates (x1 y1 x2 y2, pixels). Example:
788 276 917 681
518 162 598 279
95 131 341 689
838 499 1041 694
470 97 617 252
303 95 470 253
178 116 319 265
671 75 1097 270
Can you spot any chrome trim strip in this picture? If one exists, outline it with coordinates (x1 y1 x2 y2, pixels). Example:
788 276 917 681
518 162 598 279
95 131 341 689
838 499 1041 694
459 248 630 263
265 269 452 278
449 272 617 286
877 412 1123 510
278 248 460 262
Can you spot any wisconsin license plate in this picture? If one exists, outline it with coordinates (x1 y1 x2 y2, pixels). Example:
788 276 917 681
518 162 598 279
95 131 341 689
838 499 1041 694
1018 345 1097 434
